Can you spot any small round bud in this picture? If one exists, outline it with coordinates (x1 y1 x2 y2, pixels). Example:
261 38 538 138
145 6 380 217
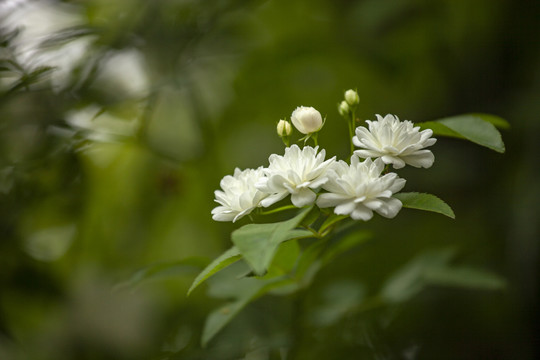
344 89 359 106
276 119 292 137
338 100 350 117
291 106 323 134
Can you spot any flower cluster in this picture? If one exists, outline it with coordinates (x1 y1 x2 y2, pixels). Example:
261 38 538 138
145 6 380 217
211 100 436 223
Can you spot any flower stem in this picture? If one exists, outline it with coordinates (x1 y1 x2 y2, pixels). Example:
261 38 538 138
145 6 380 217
302 225 323 239
348 110 356 156
259 204 297 215
311 132 318 147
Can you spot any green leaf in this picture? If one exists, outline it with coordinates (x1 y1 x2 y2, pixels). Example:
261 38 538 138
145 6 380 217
423 266 506 290
231 207 314 275
418 114 506 153
470 113 510 130
264 240 301 278
394 192 455 219
187 247 242 296
117 257 207 291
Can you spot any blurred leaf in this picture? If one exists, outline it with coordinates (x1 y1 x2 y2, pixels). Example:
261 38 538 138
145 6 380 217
118 257 208 291
423 267 506 290
187 247 242 296
39 26 95 47
5 66 55 95
203 295 256 347
321 230 371 265
381 248 504 306
231 207 313 275
311 280 365 326
202 276 293 347
418 114 506 153
381 260 424 303
289 230 371 292
293 240 327 289
381 248 456 303
394 192 455 219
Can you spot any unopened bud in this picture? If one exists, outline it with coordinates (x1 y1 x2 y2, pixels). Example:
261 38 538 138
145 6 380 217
291 106 323 134
338 100 350 117
276 119 292 137
344 89 359 106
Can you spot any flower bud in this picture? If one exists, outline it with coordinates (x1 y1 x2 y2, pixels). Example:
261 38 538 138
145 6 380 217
344 89 359 106
291 106 323 134
276 119 292 137
338 100 350 117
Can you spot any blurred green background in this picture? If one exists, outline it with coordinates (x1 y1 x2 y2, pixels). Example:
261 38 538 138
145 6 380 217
1 0 538 359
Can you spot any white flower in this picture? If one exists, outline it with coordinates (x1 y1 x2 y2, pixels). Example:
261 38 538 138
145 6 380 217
317 156 406 221
256 145 335 208
211 167 268 222
291 106 323 134
353 114 436 169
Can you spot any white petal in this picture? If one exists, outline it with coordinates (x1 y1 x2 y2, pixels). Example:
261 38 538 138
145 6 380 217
308 176 328 189
291 188 316 207
375 198 402 218
401 150 434 168
363 199 384 211
316 193 351 208
334 201 356 215
389 178 406 193
382 155 405 169
267 174 290 191
260 192 288 207
351 206 373 221
233 207 253 222
354 149 381 159
211 207 236 222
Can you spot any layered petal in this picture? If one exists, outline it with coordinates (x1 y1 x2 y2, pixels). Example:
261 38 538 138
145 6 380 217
211 167 268 222
260 145 335 208
353 114 436 169
316 156 405 221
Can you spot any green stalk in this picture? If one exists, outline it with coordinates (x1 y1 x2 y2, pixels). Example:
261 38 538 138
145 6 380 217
348 110 356 156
